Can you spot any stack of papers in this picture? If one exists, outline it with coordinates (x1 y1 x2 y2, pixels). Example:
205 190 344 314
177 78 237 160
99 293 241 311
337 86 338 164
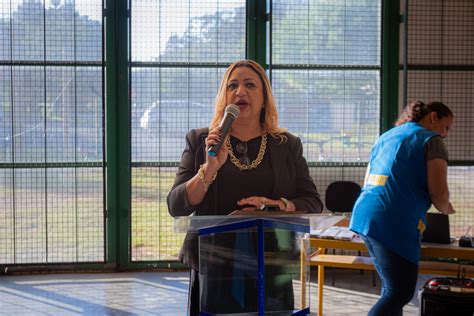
309 215 346 235
314 226 357 241
335 227 358 241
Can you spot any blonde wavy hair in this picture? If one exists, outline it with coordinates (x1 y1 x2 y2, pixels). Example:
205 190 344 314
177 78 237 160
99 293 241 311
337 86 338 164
209 59 287 142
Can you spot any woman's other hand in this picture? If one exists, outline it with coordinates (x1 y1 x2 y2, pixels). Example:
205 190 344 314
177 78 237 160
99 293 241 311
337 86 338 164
442 202 456 215
237 196 288 212
237 196 263 211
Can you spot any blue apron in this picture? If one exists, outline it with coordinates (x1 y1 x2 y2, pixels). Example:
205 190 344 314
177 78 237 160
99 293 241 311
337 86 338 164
350 122 437 264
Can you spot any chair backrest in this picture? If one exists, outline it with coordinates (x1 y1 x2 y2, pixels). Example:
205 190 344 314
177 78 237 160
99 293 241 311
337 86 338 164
325 181 362 213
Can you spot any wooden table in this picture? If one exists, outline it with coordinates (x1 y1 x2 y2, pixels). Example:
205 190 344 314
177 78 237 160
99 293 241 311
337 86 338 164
301 237 474 316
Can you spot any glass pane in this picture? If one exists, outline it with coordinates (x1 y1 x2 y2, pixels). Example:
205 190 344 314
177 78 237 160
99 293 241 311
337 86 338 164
131 0 245 63
11 0 45 61
0 1 12 61
14 168 47 264
131 167 182 261
39 66 103 163
47 167 105 263
272 0 381 66
406 71 474 162
75 0 102 62
273 70 380 162
46 2 75 61
47 168 78 263
76 167 104 262
0 66 12 163
0 169 14 264
408 1 474 66
131 67 222 163
13 66 45 163
7 0 103 62
46 67 76 161
443 167 474 238
76 67 103 162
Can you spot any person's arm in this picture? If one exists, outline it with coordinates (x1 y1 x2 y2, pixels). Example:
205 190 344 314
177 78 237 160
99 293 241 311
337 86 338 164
288 135 324 213
167 128 227 217
427 158 455 214
167 130 202 217
185 162 219 206
184 127 227 205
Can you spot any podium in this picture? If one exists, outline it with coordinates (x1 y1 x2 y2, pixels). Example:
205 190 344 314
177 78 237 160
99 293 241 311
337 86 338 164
175 213 322 316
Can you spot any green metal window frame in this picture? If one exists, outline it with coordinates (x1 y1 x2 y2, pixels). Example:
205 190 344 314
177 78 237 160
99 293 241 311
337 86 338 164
1 0 399 272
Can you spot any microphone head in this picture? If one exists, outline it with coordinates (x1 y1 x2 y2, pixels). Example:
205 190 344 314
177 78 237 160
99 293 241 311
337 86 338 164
225 104 240 119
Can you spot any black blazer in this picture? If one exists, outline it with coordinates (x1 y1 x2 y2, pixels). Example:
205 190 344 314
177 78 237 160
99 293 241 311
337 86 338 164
167 128 323 269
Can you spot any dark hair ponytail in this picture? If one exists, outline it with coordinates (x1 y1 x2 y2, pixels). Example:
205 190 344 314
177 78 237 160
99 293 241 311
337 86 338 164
395 101 453 126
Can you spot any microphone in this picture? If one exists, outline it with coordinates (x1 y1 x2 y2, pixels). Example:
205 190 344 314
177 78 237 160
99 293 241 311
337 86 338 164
208 104 240 156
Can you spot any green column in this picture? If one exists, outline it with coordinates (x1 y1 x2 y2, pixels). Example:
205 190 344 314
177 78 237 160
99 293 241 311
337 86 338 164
106 0 130 269
247 0 267 68
381 0 401 133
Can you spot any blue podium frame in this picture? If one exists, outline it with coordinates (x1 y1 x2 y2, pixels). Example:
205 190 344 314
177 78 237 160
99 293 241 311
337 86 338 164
198 218 310 316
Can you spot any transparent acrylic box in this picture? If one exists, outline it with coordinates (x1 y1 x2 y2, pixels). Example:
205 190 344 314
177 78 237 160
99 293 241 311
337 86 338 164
175 213 321 316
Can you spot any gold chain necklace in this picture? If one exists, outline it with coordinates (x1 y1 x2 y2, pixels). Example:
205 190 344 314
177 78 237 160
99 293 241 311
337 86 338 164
226 132 267 171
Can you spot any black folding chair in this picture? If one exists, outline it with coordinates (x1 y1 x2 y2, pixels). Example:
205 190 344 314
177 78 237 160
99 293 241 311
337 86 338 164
325 181 361 215
325 181 376 287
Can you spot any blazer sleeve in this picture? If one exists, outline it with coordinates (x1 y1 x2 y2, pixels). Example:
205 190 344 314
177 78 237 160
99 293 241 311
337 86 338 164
288 134 324 213
167 129 204 217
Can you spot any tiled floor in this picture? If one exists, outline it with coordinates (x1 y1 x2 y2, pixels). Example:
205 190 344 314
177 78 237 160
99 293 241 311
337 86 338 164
0 269 423 315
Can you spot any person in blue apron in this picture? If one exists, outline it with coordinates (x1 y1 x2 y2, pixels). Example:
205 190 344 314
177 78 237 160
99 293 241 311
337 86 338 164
350 101 455 316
